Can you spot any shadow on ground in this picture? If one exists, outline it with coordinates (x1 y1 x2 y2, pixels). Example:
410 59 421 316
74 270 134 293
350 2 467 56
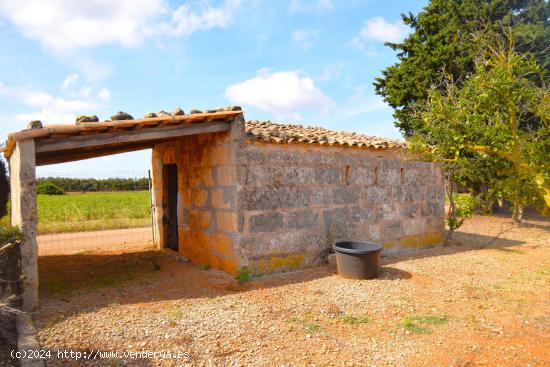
37 213 547 321
380 231 525 266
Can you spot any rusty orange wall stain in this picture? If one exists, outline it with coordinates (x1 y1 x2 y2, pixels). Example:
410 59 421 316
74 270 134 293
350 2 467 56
255 254 305 274
162 146 177 163
216 212 237 232
153 131 239 276
399 232 444 248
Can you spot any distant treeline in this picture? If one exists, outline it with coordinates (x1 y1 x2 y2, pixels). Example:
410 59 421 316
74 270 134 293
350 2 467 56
37 177 150 192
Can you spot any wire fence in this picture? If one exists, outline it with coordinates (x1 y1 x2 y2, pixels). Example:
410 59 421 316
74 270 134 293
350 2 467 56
36 171 156 256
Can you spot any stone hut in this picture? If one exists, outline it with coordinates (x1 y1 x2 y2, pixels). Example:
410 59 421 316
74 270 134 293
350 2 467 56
3 108 444 310
151 116 445 275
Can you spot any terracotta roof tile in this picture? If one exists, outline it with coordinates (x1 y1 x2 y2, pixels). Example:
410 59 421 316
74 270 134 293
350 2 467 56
245 120 405 150
2 109 244 158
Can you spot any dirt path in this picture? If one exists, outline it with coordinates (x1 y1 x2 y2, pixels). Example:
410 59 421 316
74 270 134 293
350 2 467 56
34 214 550 366
38 227 154 256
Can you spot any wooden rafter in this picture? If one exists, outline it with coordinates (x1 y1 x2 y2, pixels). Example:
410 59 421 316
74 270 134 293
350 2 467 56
3 110 243 159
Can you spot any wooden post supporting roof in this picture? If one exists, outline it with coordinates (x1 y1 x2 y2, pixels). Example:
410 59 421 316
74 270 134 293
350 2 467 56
9 139 39 311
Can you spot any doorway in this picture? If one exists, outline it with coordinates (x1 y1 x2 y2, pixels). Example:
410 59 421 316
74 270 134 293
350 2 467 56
163 164 179 252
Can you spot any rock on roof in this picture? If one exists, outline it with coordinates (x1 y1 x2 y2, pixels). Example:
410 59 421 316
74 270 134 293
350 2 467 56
1 109 243 159
245 120 405 150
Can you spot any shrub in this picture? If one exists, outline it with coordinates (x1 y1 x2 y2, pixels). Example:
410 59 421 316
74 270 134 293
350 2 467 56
454 194 480 218
0 225 23 344
235 267 251 283
446 193 480 236
0 226 22 246
37 183 64 195
0 159 8 219
37 177 150 192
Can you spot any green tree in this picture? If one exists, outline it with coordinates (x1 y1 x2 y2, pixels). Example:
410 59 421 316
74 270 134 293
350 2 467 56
0 159 8 219
374 0 550 137
410 35 549 228
37 183 64 196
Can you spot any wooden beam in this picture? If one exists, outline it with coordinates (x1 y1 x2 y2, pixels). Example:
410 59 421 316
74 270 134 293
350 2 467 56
3 110 244 159
10 111 242 142
36 142 155 166
35 120 231 155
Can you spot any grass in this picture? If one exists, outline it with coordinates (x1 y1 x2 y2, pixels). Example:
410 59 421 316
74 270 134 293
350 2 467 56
235 267 251 283
342 314 370 325
402 314 447 334
44 278 73 296
288 317 324 333
45 271 136 297
167 305 185 324
1 191 151 234
43 259 142 297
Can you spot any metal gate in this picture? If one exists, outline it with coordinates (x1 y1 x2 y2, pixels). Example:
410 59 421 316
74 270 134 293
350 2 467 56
36 171 155 256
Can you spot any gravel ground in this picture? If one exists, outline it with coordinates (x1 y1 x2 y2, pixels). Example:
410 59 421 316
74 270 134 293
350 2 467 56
32 214 550 366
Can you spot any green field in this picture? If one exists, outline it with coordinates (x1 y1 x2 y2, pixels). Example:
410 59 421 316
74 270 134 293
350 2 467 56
1 191 152 234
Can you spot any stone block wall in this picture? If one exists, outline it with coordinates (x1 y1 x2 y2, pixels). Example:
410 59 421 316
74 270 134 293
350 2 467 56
236 142 445 274
151 116 444 277
152 117 245 275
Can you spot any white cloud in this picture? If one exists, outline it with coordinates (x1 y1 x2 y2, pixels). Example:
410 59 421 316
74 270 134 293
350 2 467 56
97 88 111 102
160 0 242 37
61 73 79 90
13 90 102 124
289 0 333 14
0 82 7 96
0 0 243 51
59 73 99 100
351 17 408 52
292 29 317 50
225 69 334 117
1 79 109 125
77 85 93 99
360 17 408 43
16 90 54 109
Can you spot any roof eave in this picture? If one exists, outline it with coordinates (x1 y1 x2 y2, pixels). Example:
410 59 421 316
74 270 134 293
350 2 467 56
3 110 243 159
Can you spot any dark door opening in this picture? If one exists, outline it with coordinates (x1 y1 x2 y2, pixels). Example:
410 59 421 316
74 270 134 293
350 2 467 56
164 164 179 251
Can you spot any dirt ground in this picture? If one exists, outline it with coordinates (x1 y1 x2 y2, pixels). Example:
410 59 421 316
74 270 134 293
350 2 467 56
38 227 153 256
33 214 550 366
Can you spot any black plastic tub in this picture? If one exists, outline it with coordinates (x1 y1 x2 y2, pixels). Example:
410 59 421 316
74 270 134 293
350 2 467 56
333 241 383 279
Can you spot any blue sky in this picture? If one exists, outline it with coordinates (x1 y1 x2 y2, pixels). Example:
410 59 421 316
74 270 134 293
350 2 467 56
0 0 427 177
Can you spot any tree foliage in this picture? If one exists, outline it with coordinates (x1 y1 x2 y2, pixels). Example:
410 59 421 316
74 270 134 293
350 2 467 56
0 160 8 220
374 0 550 137
0 225 22 249
37 177 149 193
0 224 22 345
410 34 549 226
37 183 65 196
